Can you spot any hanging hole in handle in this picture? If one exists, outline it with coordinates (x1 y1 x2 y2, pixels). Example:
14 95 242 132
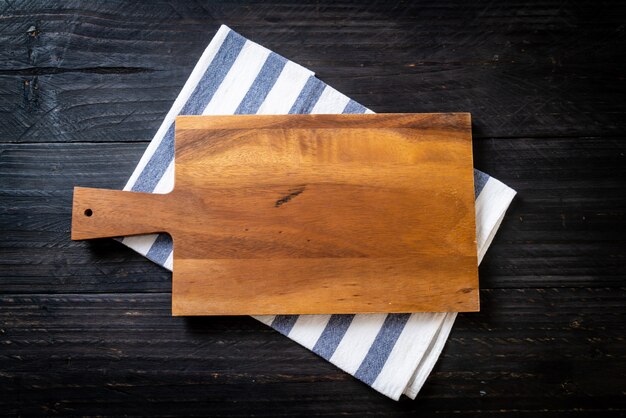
84 209 93 217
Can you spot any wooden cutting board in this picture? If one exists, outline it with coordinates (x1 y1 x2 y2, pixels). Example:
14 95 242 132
72 113 479 315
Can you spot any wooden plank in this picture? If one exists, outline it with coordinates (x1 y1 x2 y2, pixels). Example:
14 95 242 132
0 72 180 143
1 1 625 142
70 114 479 314
0 289 624 416
0 142 172 293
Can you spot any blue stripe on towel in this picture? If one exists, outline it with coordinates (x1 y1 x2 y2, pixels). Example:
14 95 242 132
145 233 173 265
342 99 367 114
312 314 355 360
474 169 490 198
131 30 247 192
271 315 300 336
354 313 411 384
288 76 326 114
235 53 287 114
130 125 176 193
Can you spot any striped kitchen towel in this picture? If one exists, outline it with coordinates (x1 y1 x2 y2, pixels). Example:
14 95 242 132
120 25 516 400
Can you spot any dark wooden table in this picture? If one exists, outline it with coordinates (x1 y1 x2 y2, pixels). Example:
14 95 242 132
1 1 625 416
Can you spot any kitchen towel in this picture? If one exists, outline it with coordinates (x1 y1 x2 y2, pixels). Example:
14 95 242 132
119 25 516 400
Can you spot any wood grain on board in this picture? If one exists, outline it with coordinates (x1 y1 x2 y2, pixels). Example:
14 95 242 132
71 113 478 315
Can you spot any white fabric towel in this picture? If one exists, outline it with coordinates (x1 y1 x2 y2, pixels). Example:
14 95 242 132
119 25 516 400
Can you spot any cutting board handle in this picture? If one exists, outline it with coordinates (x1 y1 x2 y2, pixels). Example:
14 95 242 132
71 187 171 240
